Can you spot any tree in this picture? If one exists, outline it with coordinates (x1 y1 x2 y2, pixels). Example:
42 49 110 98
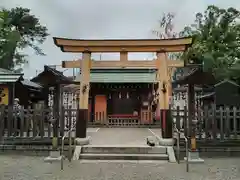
181 5 240 80
152 12 183 60
152 13 190 80
0 7 49 71
0 10 20 69
152 12 177 39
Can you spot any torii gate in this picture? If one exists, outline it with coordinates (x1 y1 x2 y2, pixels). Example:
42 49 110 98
53 37 192 143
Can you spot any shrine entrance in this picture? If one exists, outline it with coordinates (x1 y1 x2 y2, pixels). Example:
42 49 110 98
93 82 153 126
62 74 156 127
53 37 192 141
108 85 139 115
111 94 136 115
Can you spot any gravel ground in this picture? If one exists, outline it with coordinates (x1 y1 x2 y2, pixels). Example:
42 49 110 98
0 155 240 180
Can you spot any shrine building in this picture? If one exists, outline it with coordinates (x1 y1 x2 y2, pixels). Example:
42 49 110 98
64 68 158 124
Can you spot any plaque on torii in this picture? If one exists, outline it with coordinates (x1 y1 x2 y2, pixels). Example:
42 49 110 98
53 37 192 141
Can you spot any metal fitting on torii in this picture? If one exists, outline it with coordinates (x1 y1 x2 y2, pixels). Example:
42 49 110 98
161 81 167 93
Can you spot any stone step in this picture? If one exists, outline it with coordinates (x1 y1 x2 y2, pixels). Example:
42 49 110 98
79 153 169 161
81 145 167 154
78 160 168 164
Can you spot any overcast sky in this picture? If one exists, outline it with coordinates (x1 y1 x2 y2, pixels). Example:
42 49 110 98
1 0 240 78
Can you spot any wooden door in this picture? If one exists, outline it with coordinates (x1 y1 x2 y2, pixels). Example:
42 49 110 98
94 95 107 122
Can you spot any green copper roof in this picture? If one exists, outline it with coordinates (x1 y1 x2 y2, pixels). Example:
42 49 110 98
76 69 157 83
0 68 23 82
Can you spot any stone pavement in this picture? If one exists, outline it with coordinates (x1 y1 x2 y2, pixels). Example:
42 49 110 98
148 128 162 138
89 128 158 145
0 155 240 180
1 128 101 139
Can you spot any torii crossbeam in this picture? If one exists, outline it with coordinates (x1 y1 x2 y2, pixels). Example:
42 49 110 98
61 59 184 68
53 37 192 143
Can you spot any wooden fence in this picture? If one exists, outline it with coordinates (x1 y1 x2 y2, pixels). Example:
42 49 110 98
173 105 240 141
0 106 159 142
1 105 240 144
0 106 55 140
89 111 154 127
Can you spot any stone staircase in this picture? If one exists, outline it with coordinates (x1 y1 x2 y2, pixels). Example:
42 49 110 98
77 145 169 161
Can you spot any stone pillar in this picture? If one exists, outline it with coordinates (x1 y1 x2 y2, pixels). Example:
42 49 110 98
52 85 60 149
187 84 194 139
185 83 204 163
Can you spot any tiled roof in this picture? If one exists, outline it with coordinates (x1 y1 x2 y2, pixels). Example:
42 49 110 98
21 79 42 89
75 69 157 83
31 65 73 84
173 67 215 85
214 79 240 87
196 92 215 99
0 68 22 82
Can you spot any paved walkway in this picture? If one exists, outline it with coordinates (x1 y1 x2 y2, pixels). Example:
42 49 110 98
2 127 161 146
0 155 239 180
89 128 159 145
2 128 102 138
148 128 162 138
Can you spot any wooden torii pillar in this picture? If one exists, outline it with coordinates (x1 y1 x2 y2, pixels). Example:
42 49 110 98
53 37 192 140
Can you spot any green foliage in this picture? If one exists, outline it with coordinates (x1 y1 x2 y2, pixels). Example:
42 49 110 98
181 5 240 80
0 7 49 71
0 10 20 70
